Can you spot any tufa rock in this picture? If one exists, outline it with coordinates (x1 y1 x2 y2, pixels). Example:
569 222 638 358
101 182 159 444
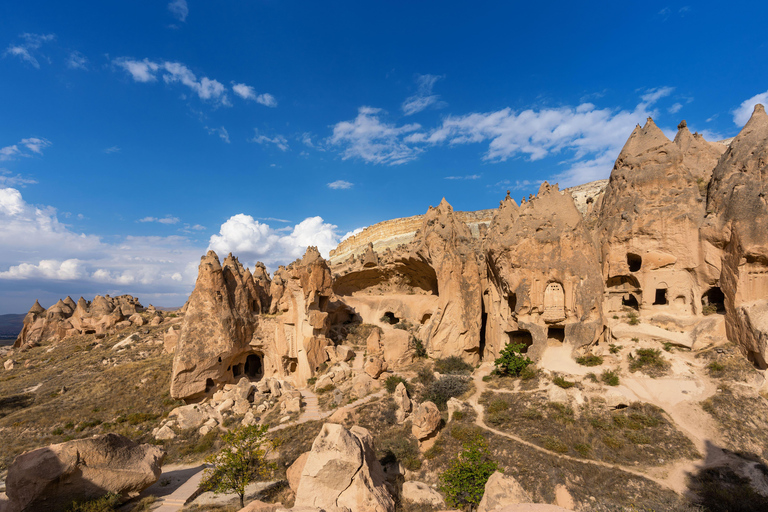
477 471 531 512
411 401 441 440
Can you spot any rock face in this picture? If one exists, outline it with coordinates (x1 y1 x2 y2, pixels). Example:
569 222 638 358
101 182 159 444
4 433 164 512
294 423 395 512
14 295 144 349
484 183 605 360
171 252 261 401
702 104 768 367
411 401 441 440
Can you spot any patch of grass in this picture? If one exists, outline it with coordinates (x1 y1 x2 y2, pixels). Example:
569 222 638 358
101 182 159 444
315 384 335 394
576 354 604 367
702 304 719 316
270 420 324 478
384 375 411 394
629 348 670 377
688 465 768 512
416 365 435 385
66 492 122 512
574 443 591 458
552 376 575 389
662 342 676 352
707 360 725 373
601 369 620 386
520 365 538 381
378 423 422 470
543 436 569 453
609 344 622 354
586 372 599 383
434 356 473 375
701 385 768 458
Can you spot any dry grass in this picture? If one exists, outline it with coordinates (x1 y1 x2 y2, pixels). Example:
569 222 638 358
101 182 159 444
701 385 768 460
479 391 699 466
270 420 324 478
697 344 760 383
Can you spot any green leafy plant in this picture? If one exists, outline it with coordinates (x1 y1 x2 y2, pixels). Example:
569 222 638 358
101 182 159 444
609 344 622 354
629 348 669 376
66 493 121 512
384 375 411 394
438 434 498 509
627 312 640 325
601 369 620 386
203 424 277 508
493 343 533 377
422 376 470 410
575 354 604 367
552 376 575 389
410 336 427 358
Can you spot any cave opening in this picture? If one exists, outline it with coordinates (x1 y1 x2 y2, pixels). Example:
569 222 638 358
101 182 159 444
245 354 263 378
205 378 215 392
627 253 642 272
382 311 399 324
622 294 640 310
702 287 725 313
547 327 565 343
420 313 432 324
508 330 533 353
508 293 517 313
654 289 668 305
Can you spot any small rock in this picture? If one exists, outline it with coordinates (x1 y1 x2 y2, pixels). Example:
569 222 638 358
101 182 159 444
411 401 441 440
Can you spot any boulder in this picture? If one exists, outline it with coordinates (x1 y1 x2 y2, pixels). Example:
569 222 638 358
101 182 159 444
336 345 356 362
393 382 412 423
154 425 176 441
411 401 441 440
401 481 445 508
447 397 463 421
364 356 387 379
4 359 15 370
477 471 531 512
287 452 309 492
4 434 164 512
294 423 395 512
238 500 282 511
163 327 179 354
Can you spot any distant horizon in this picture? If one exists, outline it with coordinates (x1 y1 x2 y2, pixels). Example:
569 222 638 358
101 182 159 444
2 1 768 313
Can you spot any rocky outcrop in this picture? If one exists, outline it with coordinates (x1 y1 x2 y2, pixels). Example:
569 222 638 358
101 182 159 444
170 251 260 401
477 471 531 512
411 401 441 440
294 423 395 512
14 295 144 349
4 434 164 512
484 183 604 360
702 104 768 367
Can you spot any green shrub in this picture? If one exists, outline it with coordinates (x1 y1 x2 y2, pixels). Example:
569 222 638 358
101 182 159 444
417 366 435 385
316 384 335 394
601 369 620 386
379 426 422 471
552 376 575 389
422 376 470 410
629 348 669 376
586 372 598 383
662 342 675 352
702 304 718 316
306 377 317 386
519 365 538 380
434 356 473 375
575 354 604 367
627 312 639 325
494 343 533 377
574 443 591 457
609 344 622 354
707 360 725 373
52 427 64 435
410 336 427 358
487 398 509 414
66 493 121 512
439 434 498 509
384 375 410 394
542 437 568 453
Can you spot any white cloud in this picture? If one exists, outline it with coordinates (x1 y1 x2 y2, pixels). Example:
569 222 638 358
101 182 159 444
327 180 353 190
67 51 88 70
232 83 277 107
0 259 86 280
250 130 289 151
138 215 180 225
206 126 230 143
0 137 51 161
330 107 422 165
444 174 481 180
733 91 768 126
208 214 342 268
103 146 121 154
3 33 55 68
0 169 37 187
168 0 189 22
115 58 230 105
668 102 683 114
402 74 445 116
640 86 674 104
340 227 365 242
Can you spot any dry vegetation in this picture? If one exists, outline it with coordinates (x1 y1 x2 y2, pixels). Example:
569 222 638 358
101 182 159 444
479 390 699 466
701 384 768 460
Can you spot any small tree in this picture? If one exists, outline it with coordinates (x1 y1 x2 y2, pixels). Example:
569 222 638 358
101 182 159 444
493 342 533 377
439 434 498 510
203 424 277 508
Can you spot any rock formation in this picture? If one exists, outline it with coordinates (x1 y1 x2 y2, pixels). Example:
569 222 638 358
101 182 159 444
484 183 605 360
14 295 144 349
4 433 164 512
293 423 395 512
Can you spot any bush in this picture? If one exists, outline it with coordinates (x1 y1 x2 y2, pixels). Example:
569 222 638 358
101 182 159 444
576 355 604 367
707 360 725 373
416 365 435 385
434 356 473 375
494 343 533 377
379 425 422 471
66 493 121 512
629 348 669 376
627 312 640 325
601 369 620 386
702 304 718 316
552 376 575 389
422 376 470 410
385 375 410 394
520 365 538 381
439 434 498 509
410 336 427 358
609 344 622 354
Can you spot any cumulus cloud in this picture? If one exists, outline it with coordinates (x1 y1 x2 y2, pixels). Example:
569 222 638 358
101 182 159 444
67 51 88 70
168 0 189 22
250 130 289 151
0 186 202 311
327 180 353 190
3 33 55 68
330 107 422 165
733 92 768 126
115 58 230 105
340 227 365 242
402 74 445 116
232 83 277 107
0 137 51 161
208 214 342 268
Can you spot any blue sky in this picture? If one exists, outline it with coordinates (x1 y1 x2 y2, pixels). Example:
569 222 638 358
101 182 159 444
1 1 767 313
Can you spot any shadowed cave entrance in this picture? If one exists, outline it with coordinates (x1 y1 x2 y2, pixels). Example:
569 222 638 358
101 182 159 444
507 330 533 353
547 327 565 343
702 287 725 314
